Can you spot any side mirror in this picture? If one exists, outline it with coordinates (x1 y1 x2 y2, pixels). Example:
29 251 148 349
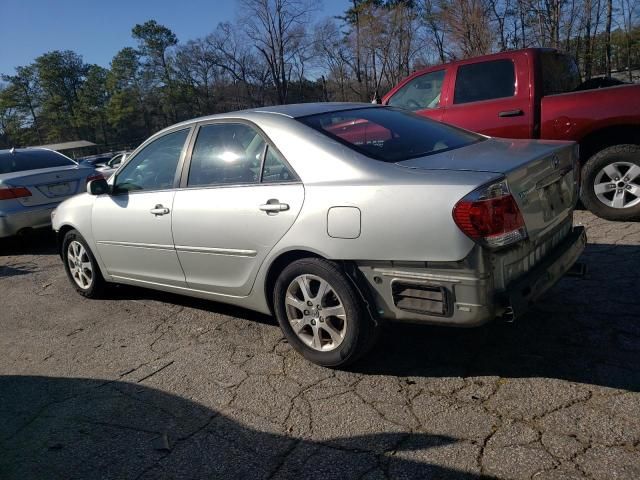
87 178 110 195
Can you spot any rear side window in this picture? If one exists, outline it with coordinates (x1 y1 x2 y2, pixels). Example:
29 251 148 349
298 107 481 163
0 150 76 174
454 60 515 104
187 123 266 186
387 69 445 111
540 52 581 95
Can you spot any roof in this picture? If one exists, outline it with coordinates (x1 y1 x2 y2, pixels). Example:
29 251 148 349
28 140 96 151
250 102 378 118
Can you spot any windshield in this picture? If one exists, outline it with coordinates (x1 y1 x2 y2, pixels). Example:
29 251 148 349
0 149 76 174
297 107 482 162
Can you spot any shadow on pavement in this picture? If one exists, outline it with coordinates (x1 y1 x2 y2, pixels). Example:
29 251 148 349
0 229 57 257
0 375 487 480
352 242 640 392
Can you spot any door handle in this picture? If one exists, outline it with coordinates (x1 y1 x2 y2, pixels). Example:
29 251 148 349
498 109 524 117
259 199 289 213
150 204 170 216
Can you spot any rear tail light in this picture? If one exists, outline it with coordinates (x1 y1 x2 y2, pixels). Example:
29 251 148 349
453 180 527 249
0 186 32 200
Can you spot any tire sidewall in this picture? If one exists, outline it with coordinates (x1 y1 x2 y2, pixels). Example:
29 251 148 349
581 145 640 221
62 230 102 297
273 259 365 367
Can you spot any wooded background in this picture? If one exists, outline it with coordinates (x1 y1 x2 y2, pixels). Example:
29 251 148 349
1 0 638 152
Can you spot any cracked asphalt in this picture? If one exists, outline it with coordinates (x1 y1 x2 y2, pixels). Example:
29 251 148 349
0 211 638 479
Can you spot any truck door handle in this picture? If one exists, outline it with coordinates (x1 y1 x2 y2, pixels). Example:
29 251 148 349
499 109 524 117
150 204 170 216
259 199 289 213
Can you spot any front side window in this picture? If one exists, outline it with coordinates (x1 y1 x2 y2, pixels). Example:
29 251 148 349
298 107 481 162
454 60 515 104
187 123 266 187
387 69 445 111
114 129 189 193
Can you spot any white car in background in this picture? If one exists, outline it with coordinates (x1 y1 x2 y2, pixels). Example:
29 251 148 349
96 151 130 178
0 148 101 238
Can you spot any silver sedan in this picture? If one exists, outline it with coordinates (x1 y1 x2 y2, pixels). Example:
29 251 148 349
52 103 586 366
1 148 101 238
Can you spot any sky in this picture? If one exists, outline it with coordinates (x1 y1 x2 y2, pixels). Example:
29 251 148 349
0 0 349 76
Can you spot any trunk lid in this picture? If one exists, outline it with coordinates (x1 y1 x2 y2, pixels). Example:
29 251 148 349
0 165 95 207
397 138 579 240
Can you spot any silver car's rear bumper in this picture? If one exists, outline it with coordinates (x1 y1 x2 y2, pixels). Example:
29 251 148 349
0 205 56 238
358 226 586 327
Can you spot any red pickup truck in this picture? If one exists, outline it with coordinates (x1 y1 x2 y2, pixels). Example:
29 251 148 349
382 48 640 221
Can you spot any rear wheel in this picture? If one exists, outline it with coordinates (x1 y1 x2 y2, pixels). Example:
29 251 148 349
581 145 640 221
62 229 105 298
273 258 379 367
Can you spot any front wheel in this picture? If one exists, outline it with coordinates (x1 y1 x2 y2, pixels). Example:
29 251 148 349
580 145 640 221
273 258 379 367
62 229 106 298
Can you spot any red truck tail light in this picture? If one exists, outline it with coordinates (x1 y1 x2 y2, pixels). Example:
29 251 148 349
453 180 528 249
0 186 32 200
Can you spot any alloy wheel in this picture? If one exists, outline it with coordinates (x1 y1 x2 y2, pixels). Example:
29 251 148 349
284 274 347 352
593 161 640 209
67 240 93 290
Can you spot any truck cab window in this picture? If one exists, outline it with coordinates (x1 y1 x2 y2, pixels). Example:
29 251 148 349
454 60 515 104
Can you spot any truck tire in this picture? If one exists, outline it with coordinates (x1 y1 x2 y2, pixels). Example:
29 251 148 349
580 145 640 221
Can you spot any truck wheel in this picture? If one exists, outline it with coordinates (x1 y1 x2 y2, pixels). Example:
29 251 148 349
580 145 640 221
273 258 379 368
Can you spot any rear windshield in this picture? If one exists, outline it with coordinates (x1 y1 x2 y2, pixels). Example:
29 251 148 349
0 149 76 174
540 52 581 95
297 107 481 162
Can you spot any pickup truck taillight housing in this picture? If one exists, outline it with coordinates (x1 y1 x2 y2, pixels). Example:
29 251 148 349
453 180 528 249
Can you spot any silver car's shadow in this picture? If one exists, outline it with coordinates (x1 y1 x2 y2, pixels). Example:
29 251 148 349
352 242 640 392
0 375 490 479
0 230 58 257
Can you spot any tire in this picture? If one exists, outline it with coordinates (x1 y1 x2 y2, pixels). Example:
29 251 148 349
580 144 640 221
62 229 106 298
273 258 379 367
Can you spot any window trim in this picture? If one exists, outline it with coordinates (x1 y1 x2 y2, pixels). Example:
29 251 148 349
178 118 300 190
387 68 446 111
452 59 517 106
111 126 195 196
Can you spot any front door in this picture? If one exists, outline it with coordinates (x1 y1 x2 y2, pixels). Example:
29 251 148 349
93 128 191 286
171 122 304 296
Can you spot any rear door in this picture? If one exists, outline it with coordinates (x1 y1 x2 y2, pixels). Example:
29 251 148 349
171 121 304 296
442 55 534 138
92 128 192 287
385 68 449 122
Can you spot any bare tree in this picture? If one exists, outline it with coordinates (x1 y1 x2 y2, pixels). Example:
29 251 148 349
240 0 317 104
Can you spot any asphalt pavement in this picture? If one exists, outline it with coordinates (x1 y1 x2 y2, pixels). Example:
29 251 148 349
0 211 638 479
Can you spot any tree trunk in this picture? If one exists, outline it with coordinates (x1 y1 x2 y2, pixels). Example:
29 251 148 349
605 0 613 76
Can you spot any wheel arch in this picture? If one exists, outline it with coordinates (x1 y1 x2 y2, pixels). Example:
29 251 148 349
579 124 640 163
56 224 77 259
262 248 379 324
